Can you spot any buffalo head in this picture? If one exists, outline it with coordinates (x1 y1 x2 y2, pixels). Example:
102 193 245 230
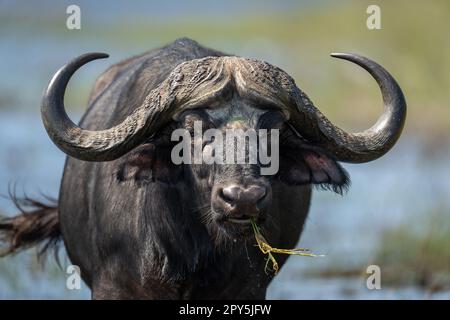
40 52 406 241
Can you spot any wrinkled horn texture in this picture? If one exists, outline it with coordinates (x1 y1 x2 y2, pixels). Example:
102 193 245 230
41 52 406 163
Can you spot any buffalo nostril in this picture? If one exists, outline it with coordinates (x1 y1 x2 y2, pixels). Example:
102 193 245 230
220 184 267 206
221 185 241 204
246 185 266 203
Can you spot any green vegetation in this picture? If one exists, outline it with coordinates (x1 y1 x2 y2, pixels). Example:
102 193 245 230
251 218 323 275
372 208 450 292
308 207 450 293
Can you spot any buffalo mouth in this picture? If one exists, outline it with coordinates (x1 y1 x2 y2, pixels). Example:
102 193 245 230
227 216 253 225
218 213 264 236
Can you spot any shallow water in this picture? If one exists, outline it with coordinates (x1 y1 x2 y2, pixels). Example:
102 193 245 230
0 111 449 299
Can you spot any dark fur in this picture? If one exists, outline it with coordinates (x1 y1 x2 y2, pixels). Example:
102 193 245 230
1 38 349 299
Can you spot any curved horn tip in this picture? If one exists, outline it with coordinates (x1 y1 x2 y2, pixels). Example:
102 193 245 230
80 52 109 60
61 53 110 72
91 52 109 58
330 52 360 60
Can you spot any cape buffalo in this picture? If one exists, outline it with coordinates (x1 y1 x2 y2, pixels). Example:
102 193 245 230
0 38 406 299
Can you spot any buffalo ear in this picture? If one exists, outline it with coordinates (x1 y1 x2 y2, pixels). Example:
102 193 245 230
278 147 350 194
116 143 182 185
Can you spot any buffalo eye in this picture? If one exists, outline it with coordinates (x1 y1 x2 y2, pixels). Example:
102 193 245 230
258 110 286 130
178 110 213 133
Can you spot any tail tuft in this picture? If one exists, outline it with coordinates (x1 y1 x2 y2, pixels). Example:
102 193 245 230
0 195 60 260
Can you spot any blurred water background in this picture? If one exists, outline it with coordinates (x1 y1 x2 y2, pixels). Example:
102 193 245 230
0 0 449 299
